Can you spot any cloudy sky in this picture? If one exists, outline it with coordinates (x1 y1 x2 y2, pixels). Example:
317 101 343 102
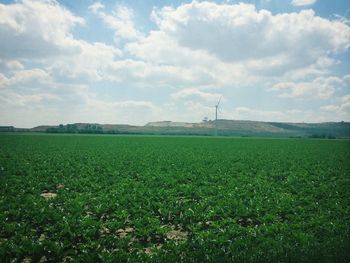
0 0 349 127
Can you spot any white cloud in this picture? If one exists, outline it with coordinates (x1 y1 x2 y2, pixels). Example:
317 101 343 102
89 2 143 42
280 57 337 80
344 74 350 83
4 60 24 70
0 73 8 87
150 2 349 68
0 69 49 88
171 88 222 102
104 59 216 88
270 76 345 99
0 92 60 107
49 41 121 80
340 95 350 111
86 98 156 110
0 0 121 80
320 105 340 112
125 31 248 87
79 96 159 125
0 93 159 127
321 94 350 114
2 0 348 89
0 68 88 109
0 0 349 126
88 2 104 14
123 0 350 91
126 31 213 66
0 0 84 59
234 107 285 120
291 0 317 7
0 64 159 127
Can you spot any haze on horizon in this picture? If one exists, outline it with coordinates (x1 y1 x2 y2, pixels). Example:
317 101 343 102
0 0 349 128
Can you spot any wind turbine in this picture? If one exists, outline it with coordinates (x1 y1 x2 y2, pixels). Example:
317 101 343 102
214 96 222 136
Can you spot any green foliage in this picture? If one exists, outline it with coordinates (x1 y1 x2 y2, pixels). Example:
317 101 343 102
0 134 349 262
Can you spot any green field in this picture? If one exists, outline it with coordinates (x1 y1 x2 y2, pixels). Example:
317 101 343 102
0 134 349 262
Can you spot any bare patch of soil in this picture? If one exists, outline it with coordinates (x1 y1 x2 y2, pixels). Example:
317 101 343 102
116 227 134 238
56 184 64 189
165 225 188 241
237 217 260 227
40 192 57 200
99 227 110 237
38 234 45 242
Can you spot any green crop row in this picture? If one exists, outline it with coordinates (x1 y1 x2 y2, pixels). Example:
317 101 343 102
0 134 349 262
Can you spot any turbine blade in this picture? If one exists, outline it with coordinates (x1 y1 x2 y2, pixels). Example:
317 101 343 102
217 96 222 107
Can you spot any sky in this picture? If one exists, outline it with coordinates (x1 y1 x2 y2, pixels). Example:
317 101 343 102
0 0 349 127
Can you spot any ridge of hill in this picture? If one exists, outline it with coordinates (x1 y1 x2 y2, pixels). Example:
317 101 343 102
1 120 349 138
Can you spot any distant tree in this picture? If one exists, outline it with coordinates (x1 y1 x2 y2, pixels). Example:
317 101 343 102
66 124 77 133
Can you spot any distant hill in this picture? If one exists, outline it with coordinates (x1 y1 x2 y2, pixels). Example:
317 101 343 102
145 120 350 138
30 125 57 132
146 121 197 128
1 120 349 138
0 126 29 132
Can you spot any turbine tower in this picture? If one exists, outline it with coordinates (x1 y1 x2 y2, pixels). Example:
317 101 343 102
214 96 222 136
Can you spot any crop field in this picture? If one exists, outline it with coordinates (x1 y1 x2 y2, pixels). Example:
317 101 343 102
0 134 349 262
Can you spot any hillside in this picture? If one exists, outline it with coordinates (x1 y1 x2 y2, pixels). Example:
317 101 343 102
1 120 349 138
2 120 348 138
144 120 350 138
